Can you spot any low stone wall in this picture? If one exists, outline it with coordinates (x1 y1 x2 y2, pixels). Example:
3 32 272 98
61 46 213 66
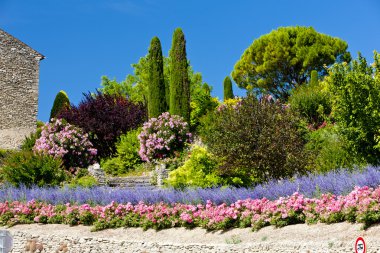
0 127 34 149
7 229 380 253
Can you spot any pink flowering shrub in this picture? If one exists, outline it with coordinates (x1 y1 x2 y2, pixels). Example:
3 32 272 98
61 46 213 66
0 186 379 231
34 118 97 170
138 112 192 162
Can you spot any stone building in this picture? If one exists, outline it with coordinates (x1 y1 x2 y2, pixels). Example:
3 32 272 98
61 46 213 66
0 28 44 149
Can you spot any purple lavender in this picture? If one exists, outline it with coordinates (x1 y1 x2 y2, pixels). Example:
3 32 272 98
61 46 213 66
0 166 379 205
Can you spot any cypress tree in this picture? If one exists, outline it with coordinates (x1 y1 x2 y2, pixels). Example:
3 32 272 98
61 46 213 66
223 76 234 101
50 90 70 120
147 36 167 118
169 28 190 122
164 57 171 111
310 70 318 86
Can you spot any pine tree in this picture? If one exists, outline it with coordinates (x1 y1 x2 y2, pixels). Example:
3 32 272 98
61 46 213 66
169 28 190 122
50 90 70 120
223 76 234 101
147 37 167 118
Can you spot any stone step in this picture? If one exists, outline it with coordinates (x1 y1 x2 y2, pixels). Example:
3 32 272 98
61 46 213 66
107 176 154 188
118 185 158 190
108 182 153 187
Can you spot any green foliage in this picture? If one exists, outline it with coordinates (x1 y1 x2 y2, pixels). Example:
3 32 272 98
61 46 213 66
67 168 98 188
169 28 190 122
69 175 98 188
1 151 66 187
99 57 149 105
305 125 365 173
223 76 234 101
232 26 350 100
166 146 221 188
101 128 142 176
20 121 44 151
189 74 219 131
190 96 219 132
147 37 167 118
310 70 318 86
289 70 332 127
0 149 12 168
0 150 12 178
50 90 70 120
98 76 133 98
200 95 309 185
326 52 380 165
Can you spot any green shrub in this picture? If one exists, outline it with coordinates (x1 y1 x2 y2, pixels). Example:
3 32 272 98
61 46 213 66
0 149 11 166
305 125 366 173
289 70 331 128
1 151 66 187
101 128 142 176
200 95 309 186
326 52 380 165
166 145 221 188
69 175 98 188
0 149 13 182
20 121 44 151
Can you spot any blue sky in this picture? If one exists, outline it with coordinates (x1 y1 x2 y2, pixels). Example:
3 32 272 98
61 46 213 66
1 0 379 122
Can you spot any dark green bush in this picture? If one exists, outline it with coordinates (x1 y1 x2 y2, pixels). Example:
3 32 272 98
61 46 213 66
1 151 66 187
200 95 309 185
101 128 142 176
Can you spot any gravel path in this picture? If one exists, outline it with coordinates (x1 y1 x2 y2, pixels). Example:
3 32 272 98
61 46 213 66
2 222 380 252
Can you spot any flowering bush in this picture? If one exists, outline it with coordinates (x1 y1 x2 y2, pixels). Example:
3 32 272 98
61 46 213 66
138 112 192 162
34 118 97 170
0 186 380 231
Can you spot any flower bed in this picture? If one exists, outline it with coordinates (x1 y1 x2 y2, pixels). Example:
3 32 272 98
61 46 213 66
0 186 379 232
1 166 379 205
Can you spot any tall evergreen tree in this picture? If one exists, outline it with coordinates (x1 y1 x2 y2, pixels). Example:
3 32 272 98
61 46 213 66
147 36 167 118
50 90 70 120
169 28 190 122
223 76 234 101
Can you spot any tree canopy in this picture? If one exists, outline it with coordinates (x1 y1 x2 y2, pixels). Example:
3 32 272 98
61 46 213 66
232 26 350 100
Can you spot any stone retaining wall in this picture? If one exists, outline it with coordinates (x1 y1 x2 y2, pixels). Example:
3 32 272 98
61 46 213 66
8 230 380 253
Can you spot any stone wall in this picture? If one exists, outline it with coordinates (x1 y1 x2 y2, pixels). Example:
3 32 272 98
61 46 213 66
0 29 43 149
8 230 379 253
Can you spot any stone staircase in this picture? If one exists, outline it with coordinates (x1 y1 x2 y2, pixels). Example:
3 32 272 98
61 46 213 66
107 176 156 189
88 163 168 189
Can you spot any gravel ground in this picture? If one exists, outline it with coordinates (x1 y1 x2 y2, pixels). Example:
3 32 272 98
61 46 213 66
2 222 380 252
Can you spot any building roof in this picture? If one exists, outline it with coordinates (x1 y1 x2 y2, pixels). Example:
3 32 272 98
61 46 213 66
0 28 45 60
